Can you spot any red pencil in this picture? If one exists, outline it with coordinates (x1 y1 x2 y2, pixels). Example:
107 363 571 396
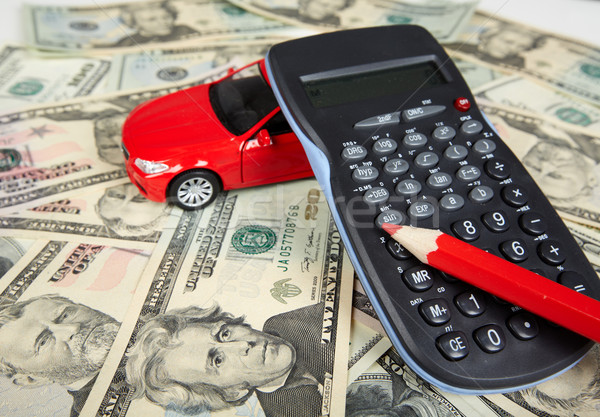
382 223 600 344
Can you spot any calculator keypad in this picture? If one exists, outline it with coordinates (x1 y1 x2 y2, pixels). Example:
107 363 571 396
341 99 596 365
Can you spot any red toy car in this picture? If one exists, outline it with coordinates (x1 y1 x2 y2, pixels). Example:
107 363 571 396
121 60 313 210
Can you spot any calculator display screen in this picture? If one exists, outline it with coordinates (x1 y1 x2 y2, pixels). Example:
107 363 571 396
302 60 447 108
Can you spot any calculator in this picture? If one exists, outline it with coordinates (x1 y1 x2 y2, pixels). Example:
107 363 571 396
265 25 600 393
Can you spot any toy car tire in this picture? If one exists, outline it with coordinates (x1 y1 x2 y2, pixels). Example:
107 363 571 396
168 170 221 210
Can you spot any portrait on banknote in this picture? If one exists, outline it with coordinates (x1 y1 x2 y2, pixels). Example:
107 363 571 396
96 183 170 239
346 348 460 417
126 301 334 417
94 111 129 165
447 22 545 68
0 294 120 417
242 0 354 27
113 1 197 47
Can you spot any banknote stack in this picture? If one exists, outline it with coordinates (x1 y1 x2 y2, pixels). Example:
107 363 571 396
0 0 599 416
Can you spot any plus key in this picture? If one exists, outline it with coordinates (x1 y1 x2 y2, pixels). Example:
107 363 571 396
538 240 566 265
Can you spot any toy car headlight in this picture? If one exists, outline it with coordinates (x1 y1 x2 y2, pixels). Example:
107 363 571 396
134 158 169 174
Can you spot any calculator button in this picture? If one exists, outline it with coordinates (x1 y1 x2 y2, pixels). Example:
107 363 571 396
352 166 379 183
363 187 390 204
419 299 451 325
426 172 452 189
373 138 398 156
341 145 367 162
396 179 422 196
456 165 481 182
500 238 529 262
455 290 487 317
401 104 446 122
436 331 469 361
473 139 496 155
537 240 566 265
408 200 436 220
432 126 456 142
375 209 404 228
460 120 483 135
403 265 435 291
501 184 528 207
454 97 471 112
519 212 546 235
386 239 412 260
484 158 511 180
414 151 439 168
474 325 506 353
507 312 539 340
383 158 409 175
439 194 464 211
468 185 494 203
482 210 510 232
403 132 428 149
354 112 400 128
452 219 480 241
444 145 468 161
558 271 589 294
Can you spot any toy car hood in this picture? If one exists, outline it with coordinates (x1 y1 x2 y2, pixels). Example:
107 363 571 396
122 85 230 157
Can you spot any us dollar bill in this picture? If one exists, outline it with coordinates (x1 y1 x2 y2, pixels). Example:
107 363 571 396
228 0 478 42
0 239 150 417
453 57 508 91
475 75 600 132
81 179 353 417
0 184 174 250
22 0 301 53
347 319 391 384
352 274 386 335
347 347 478 417
0 236 35 279
478 99 600 229
567 220 600 277
0 44 111 111
0 66 226 215
106 39 273 91
445 11 600 106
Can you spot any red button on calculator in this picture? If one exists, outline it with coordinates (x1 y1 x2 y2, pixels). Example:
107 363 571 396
454 97 471 111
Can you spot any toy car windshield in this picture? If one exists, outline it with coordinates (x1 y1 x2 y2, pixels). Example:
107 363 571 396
209 63 279 136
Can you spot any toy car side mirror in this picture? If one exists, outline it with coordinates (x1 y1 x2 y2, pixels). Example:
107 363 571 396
257 129 272 146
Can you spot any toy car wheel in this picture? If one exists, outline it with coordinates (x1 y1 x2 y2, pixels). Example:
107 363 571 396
168 170 221 210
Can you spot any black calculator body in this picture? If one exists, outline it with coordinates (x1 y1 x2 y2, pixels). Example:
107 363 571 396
265 25 599 393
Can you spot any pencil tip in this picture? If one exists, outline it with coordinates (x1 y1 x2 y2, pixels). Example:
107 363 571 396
382 223 403 236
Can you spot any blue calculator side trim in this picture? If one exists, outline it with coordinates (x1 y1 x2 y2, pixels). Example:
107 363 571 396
265 53 580 395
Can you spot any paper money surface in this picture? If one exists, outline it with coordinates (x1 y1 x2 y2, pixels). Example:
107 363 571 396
346 347 475 417
0 239 150 417
229 0 479 42
106 40 272 91
22 0 300 53
0 44 111 111
446 11 600 106
475 75 600 132
81 179 353 417
0 185 173 250
0 236 35 278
